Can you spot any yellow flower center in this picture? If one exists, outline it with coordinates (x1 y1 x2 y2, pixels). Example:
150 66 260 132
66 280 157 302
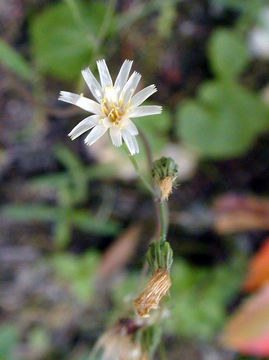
101 86 123 125
101 86 131 126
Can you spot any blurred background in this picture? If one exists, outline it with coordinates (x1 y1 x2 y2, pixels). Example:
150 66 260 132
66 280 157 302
1 0 269 359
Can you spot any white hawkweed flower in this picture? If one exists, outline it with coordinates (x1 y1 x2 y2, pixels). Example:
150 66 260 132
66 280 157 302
58 59 162 155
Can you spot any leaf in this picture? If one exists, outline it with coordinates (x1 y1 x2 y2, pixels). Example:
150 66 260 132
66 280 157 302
53 220 72 250
244 237 269 292
51 251 100 302
97 223 142 281
0 39 35 82
54 145 87 203
1 205 62 222
30 1 114 80
71 209 120 235
208 29 249 79
27 327 50 353
177 81 269 158
166 257 245 340
156 1 176 39
29 164 117 189
220 284 269 357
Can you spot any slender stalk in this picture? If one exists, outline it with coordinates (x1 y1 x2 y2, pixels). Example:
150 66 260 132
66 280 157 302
122 144 156 197
158 339 167 360
159 200 167 242
138 128 162 236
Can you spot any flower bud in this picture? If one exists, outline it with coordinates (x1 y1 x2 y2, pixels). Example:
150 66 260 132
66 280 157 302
146 240 173 273
152 157 178 201
133 269 171 318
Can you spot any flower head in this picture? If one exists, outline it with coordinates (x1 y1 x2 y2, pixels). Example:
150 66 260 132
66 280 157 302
152 157 178 201
133 269 171 318
58 59 162 155
93 319 147 360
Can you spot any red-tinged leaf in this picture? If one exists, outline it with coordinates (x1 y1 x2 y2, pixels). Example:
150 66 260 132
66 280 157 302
97 223 142 281
212 194 269 234
220 284 269 356
244 237 269 292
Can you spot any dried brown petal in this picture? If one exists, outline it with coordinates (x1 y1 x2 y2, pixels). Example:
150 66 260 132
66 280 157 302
133 269 171 318
158 176 173 201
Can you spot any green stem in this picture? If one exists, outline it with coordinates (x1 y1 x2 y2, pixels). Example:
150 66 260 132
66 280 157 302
123 144 156 197
158 339 167 360
159 200 167 242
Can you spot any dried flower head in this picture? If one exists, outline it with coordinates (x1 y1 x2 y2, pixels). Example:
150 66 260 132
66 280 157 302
133 269 171 318
59 59 162 155
93 319 147 360
152 157 178 201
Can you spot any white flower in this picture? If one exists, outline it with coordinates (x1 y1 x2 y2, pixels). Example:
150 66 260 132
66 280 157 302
58 59 162 155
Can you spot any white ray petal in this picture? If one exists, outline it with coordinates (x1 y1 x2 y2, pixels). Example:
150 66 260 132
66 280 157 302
97 59 113 88
109 127 122 147
58 91 102 115
114 60 133 92
122 130 139 155
121 72 141 107
130 84 157 107
129 105 162 118
84 124 107 146
81 67 103 101
68 115 102 140
124 119 139 135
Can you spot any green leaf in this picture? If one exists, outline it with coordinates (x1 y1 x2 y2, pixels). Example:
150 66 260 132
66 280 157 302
1 205 62 222
166 257 245 340
0 325 18 360
71 210 120 235
54 145 87 203
51 251 100 302
177 81 269 158
53 220 72 249
0 39 35 82
27 327 50 353
29 1 114 80
29 164 117 189
208 29 249 79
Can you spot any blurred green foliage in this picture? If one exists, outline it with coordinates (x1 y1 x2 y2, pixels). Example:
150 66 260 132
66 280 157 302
177 29 269 158
27 327 50 355
2 145 119 249
134 107 171 155
0 325 19 360
30 1 115 80
51 251 99 303
208 30 249 79
167 256 246 340
111 256 245 341
0 40 35 82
